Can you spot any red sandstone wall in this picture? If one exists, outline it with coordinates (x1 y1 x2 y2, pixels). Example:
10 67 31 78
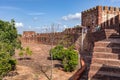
22 31 36 43
82 6 120 29
101 6 120 29
22 27 82 48
36 32 63 45
82 6 102 28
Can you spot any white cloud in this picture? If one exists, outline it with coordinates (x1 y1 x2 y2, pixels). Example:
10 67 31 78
63 25 68 29
15 22 24 28
0 6 20 10
62 12 81 21
28 26 41 29
28 12 45 16
76 23 81 26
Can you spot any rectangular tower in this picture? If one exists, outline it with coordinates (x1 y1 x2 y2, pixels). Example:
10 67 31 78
82 6 120 29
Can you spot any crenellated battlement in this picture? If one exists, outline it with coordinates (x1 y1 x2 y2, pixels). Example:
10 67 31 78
82 6 98 14
82 5 120 29
82 6 120 14
102 6 120 12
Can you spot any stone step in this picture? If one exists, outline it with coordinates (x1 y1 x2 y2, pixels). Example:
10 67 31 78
105 33 119 36
88 70 120 80
95 42 120 47
101 29 120 38
107 35 120 38
105 33 120 36
105 32 119 35
104 29 117 32
92 58 120 67
88 78 103 80
95 38 120 43
94 47 120 53
87 29 120 80
93 52 120 59
90 63 120 74
104 29 117 33
80 77 101 80
79 78 86 80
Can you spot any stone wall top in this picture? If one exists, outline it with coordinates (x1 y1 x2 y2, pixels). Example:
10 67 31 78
23 31 36 34
82 6 120 14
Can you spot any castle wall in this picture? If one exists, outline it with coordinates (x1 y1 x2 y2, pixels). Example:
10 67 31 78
22 31 36 43
22 27 82 48
82 6 120 29
36 32 63 45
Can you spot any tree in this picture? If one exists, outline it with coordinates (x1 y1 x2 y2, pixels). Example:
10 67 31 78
42 24 60 80
0 19 21 79
0 51 16 78
0 19 21 55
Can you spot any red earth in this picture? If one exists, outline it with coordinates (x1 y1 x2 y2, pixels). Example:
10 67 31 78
4 43 76 80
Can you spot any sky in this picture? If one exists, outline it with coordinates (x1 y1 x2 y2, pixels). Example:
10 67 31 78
0 0 120 34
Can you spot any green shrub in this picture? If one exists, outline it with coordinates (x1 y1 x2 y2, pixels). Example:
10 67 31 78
19 47 32 58
50 45 64 60
50 45 78 72
62 49 78 72
25 47 32 56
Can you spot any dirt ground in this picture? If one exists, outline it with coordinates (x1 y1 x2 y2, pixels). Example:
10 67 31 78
3 43 76 80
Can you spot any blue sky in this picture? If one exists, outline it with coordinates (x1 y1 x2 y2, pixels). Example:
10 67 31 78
0 0 120 34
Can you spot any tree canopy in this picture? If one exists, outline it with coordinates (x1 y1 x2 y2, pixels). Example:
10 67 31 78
0 19 21 79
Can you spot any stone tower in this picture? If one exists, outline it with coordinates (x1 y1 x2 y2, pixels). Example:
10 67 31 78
82 6 120 29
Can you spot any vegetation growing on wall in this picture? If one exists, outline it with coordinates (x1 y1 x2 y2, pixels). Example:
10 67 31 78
59 34 74 48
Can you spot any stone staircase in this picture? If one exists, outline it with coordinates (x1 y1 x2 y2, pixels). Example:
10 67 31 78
87 29 120 80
